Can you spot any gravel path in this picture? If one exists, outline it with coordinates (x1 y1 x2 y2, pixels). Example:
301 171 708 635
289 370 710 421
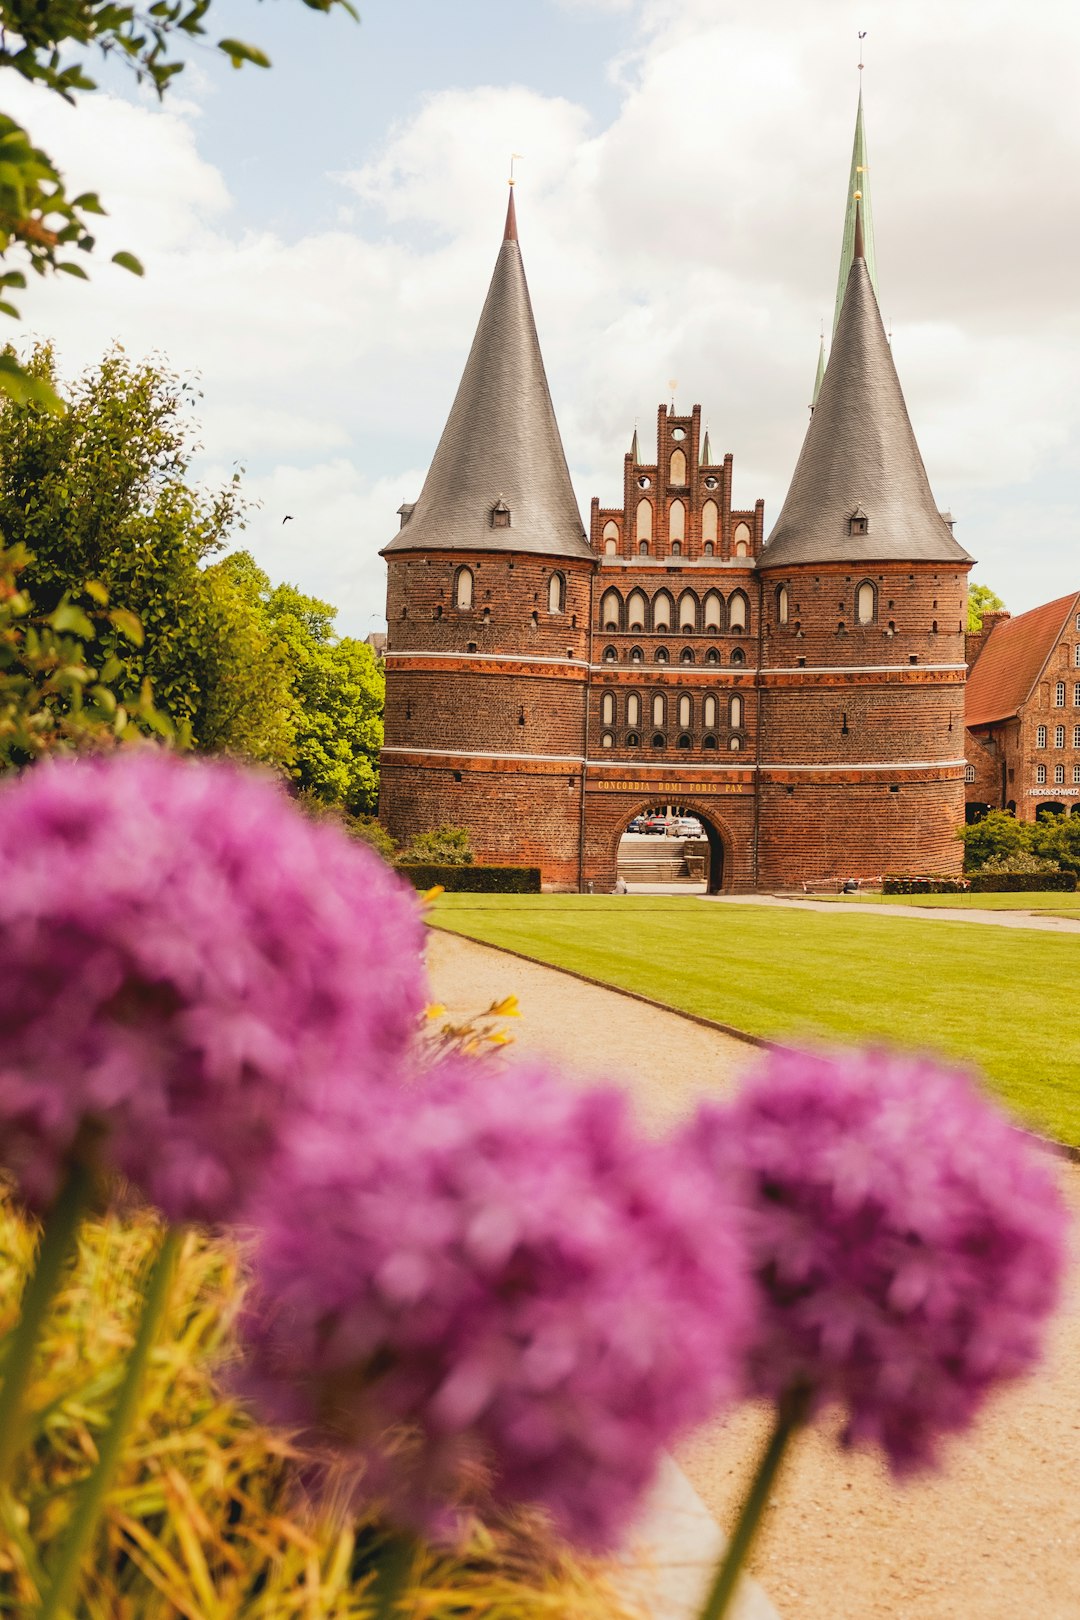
427 929 1080 1620
707 894 1080 933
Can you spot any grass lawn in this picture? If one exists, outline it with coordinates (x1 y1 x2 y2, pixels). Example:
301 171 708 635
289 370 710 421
431 895 1080 1148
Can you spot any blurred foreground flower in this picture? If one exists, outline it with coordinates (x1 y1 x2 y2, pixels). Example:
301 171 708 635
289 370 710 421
241 1057 753 1552
0 750 427 1221
687 1046 1069 1620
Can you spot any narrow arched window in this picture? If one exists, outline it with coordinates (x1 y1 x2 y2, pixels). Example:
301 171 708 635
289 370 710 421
733 522 751 557
704 592 722 632
669 499 685 543
630 646 644 664
627 589 648 631
602 519 619 550
729 735 742 752
652 693 665 727
548 572 565 613
678 694 692 728
655 646 669 663
601 692 615 726
636 499 653 541
703 695 718 729
653 591 673 631
671 541 682 556
601 731 614 749
680 647 694 665
638 541 650 555
730 647 746 665
728 591 748 632
703 734 718 749
730 694 743 728
626 693 641 727
702 500 718 544
670 448 687 486
705 647 720 666
652 733 665 749
704 542 715 556
855 581 875 625
601 589 621 631
679 592 697 632
602 644 617 663
455 567 474 609
777 585 789 625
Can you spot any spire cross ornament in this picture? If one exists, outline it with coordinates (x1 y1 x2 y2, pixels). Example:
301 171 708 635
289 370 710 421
509 152 524 185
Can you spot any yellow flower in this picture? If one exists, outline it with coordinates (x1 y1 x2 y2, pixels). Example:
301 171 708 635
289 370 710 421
488 995 521 1019
425 1003 448 1021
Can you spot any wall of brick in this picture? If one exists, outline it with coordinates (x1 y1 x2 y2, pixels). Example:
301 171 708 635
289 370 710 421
757 778 967 885
385 552 594 660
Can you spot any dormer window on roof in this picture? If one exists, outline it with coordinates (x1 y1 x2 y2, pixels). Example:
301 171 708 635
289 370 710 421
848 505 869 536
491 499 511 529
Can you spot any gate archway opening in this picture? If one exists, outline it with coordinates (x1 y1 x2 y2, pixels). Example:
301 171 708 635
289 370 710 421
615 803 727 894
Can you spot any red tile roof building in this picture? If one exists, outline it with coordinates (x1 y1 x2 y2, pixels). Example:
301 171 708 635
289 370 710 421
965 594 1080 821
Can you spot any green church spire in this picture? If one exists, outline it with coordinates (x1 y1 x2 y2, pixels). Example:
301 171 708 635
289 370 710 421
810 331 826 413
832 88 877 335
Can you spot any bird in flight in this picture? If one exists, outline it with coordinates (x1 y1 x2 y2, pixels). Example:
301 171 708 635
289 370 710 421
282 515 293 524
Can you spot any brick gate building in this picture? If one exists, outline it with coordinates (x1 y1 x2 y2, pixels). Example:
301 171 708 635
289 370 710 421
379 110 973 891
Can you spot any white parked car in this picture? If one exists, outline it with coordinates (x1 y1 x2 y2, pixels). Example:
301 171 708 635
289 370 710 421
670 817 704 838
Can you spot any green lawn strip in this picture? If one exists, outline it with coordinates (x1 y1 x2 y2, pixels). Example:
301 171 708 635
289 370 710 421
430 895 1080 1148
814 892 1080 912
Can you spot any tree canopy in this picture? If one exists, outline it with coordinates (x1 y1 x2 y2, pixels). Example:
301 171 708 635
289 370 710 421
967 582 1006 634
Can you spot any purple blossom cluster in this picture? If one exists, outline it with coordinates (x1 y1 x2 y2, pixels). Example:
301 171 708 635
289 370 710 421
685 1047 1069 1473
0 751 427 1221
240 1057 753 1550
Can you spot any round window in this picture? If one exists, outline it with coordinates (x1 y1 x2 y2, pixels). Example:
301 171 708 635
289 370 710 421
704 475 718 490
671 427 686 441
637 475 651 489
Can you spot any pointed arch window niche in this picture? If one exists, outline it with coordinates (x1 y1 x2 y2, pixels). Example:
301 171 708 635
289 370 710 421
669 499 686 544
636 499 653 541
669 448 687 486
733 522 751 557
855 580 876 624
548 572 566 613
602 519 619 555
454 567 474 609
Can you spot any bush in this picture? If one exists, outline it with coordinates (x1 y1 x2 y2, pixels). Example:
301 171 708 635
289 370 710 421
397 864 541 893
882 876 971 895
1030 810 1080 877
958 809 1031 870
968 871 1077 893
398 825 474 867
977 852 1061 875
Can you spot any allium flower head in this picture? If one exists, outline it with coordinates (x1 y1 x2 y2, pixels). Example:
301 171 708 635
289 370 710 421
687 1047 1069 1473
241 1057 752 1550
0 750 427 1220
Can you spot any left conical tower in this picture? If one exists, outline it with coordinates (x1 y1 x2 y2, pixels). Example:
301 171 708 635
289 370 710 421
379 191 597 888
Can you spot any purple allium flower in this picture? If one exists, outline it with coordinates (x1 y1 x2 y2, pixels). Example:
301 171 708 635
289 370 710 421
0 750 427 1221
240 1057 752 1550
686 1047 1069 1473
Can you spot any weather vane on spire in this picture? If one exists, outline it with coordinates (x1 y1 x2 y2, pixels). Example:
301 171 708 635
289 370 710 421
858 30 867 71
509 152 524 186
667 377 678 411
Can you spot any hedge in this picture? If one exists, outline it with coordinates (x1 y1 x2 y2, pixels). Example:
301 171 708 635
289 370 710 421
883 875 971 894
968 870 1077 893
396 863 541 893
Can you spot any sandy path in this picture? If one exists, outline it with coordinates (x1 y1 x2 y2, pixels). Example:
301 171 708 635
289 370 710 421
427 929 1080 1620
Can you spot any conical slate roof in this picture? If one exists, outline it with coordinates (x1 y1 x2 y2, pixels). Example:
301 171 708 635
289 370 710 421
383 191 591 560
762 250 972 569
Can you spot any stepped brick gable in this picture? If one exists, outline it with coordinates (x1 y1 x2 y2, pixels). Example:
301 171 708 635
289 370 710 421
379 105 975 890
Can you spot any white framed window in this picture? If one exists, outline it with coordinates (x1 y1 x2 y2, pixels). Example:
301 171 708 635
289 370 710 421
601 692 615 726
1037 725 1047 748
855 581 876 625
601 731 614 750
454 566 474 609
1076 614 1080 631
1074 765 1080 784
777 585 789 625
626 693 641 727
1056 725 1066 747
1056 681 1067 706
1074 725 1080 748
1074 643 1080 666
1074 683 1080 706
730 694 743 729
1037 763 1047 784
1055 764 1066 784
652 693 665 727
964 764 976 783
703 694 718 729
678 694 692 728
548 572 565 613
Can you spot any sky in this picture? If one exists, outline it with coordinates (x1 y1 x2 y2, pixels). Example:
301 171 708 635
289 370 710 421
9 0 1080 636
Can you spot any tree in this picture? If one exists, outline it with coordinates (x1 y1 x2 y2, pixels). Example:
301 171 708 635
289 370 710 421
1030 812 1080 877
0 346 291 764
0 0 355 406
967 583 1006 634
957 808 1032 870
263 580 384 814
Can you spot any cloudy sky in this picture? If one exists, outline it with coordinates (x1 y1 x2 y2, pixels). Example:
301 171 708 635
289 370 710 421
10 0 1079 635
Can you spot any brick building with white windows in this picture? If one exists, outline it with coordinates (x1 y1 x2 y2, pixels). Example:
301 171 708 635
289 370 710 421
378 101 974 891
965 593 1080 822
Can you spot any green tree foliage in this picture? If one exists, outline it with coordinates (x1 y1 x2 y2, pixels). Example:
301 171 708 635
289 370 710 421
959 807 1080 875
958 809 1034 870
262 579 383 814
967 582 1006 634
0 540 169 766
0 346 291 765
398 825 475 867
0 0 356 406
1030 812 1080 877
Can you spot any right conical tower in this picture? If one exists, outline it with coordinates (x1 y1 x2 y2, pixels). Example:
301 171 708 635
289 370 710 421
756 133 974 887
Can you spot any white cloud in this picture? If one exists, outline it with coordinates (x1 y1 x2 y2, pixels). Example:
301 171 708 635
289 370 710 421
9 1 1080 633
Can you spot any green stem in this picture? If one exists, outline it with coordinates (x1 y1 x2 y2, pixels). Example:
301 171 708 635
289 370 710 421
36 1225 182 1620
0 1158 94 1491
368 1531 419 1620
697 1390 808 1620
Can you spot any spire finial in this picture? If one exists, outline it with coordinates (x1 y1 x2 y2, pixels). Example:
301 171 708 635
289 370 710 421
858 29 867 72
833 83 877 332
503 185 518 242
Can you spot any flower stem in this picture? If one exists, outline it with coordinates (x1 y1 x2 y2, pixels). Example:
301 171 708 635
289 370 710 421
36 1225 182 1620
696 1390 807 1620
0 1157 94 1491
368 1531 419 1620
